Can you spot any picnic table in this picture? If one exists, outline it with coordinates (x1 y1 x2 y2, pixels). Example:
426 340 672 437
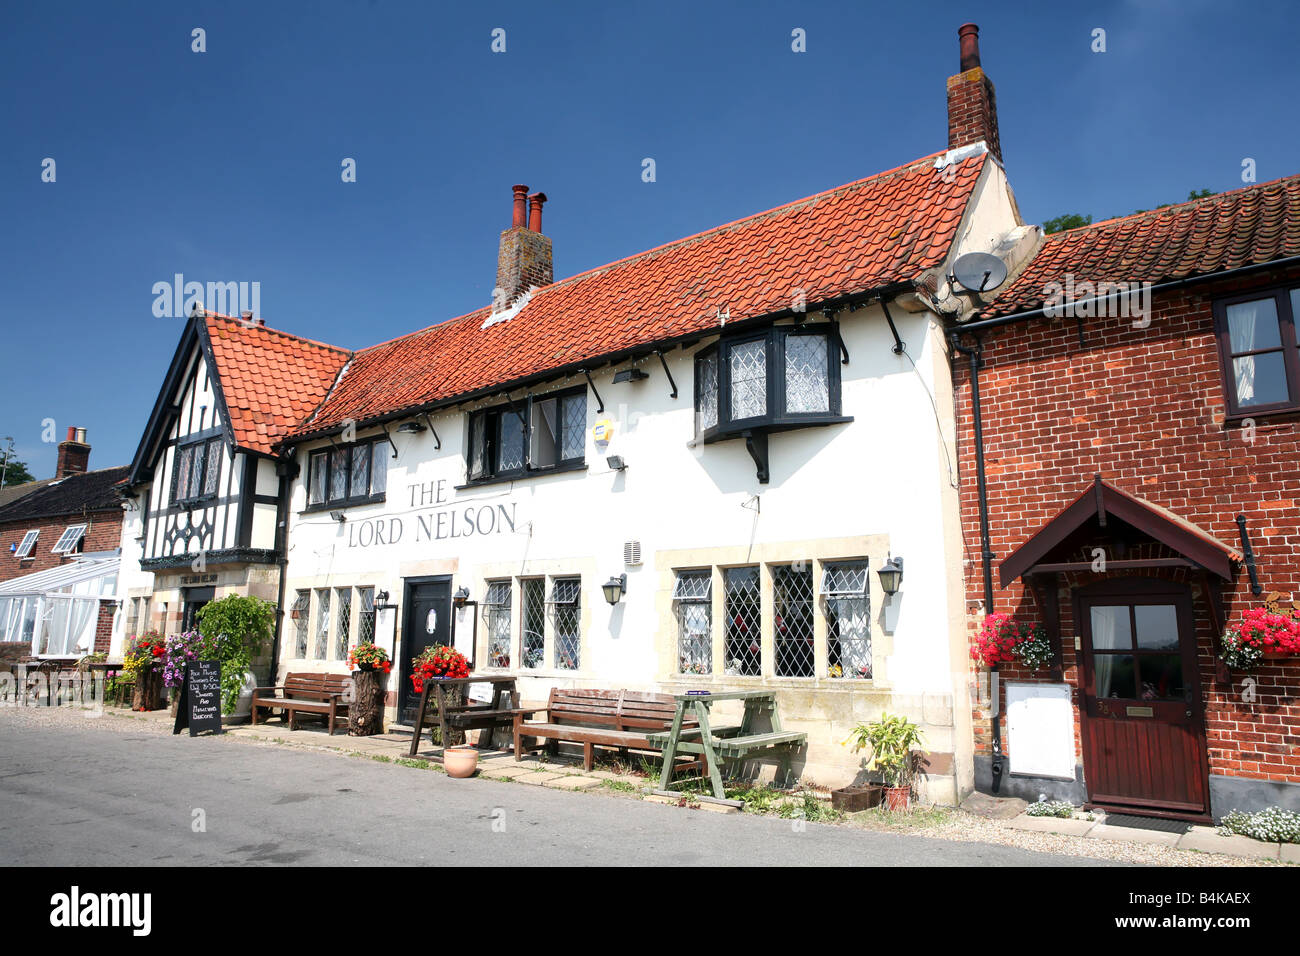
646 690 807 803
407 674 533 759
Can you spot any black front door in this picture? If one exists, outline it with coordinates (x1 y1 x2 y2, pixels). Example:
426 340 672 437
181 587 215 633
398 577 451 725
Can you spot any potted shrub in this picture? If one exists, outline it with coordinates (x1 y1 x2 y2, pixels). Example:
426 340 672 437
845 712 925 812
347 641 392 736
195 595 276 717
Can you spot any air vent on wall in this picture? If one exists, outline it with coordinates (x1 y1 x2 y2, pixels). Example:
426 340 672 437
623 540 642 567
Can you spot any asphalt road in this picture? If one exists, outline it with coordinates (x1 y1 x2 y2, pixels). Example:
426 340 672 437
0 721 1107 866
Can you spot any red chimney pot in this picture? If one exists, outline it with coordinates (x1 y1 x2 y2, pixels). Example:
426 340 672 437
511 185 529 229
958 23 981 72
528 192 548 233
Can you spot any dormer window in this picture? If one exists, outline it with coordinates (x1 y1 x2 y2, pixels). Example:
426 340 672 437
694 323 849 481
465 387 586 485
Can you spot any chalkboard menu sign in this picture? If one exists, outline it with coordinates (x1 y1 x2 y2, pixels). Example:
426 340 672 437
173 661 224 736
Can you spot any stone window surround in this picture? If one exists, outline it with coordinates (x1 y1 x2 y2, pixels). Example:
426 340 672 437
470 557 597 678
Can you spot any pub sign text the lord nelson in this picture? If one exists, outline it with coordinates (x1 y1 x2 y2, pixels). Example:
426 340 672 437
345 480 518 549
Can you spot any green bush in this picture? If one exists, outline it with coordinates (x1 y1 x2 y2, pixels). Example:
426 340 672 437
1025 799 1076 818
1217 807 1300 844
196 595 275 714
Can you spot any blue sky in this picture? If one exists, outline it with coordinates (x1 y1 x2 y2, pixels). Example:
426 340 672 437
2 0 1298 476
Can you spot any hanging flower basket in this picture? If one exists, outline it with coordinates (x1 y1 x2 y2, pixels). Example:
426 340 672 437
970 613 1052 670
1221 603 1300 670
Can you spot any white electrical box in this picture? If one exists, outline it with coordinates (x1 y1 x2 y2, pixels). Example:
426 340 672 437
1005 682 1075 781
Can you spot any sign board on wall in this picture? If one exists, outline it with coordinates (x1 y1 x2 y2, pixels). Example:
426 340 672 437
1005 682 1075 781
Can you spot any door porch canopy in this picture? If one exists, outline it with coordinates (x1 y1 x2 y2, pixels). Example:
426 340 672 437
998 476 1241 588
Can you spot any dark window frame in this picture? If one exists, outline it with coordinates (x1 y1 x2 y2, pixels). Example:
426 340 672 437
464 386 588 486
1212 284 1300 420
695 322 848 443
304 438 389 511
170 437 222 506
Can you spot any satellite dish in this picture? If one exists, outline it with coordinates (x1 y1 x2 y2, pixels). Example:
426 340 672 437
950 252 1008 293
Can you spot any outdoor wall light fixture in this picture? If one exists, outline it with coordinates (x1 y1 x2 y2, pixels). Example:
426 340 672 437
396 422 425 434
612 367 649 384
329 511 346 523
606 455 627 471
453 586 471 609
877 555 904 596
602 574 627 606
374 590 393 609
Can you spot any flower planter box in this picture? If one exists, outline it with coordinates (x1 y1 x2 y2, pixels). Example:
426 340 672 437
831 784 882 812
348 669 387 736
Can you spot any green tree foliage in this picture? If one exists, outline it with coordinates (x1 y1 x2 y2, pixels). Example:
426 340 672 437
1049 189 1217 231
0 456 35 486
196 595 276 714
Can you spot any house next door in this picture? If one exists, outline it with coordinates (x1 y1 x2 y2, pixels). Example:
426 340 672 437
1075 578 1209 820
398 577 451 725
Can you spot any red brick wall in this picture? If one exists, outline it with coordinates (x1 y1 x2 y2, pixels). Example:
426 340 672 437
946 67 1001 164
0 510 123 583
956 266 1300 792
94 599 115 654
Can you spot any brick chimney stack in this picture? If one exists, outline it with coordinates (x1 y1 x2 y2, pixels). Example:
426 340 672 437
946 23 1002 164
494 184 553 312
56 426 90 479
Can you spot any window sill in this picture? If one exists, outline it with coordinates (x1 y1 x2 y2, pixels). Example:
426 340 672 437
302 495 386 515
699 415 853 445
1224 408 1300 426
456 461 587 490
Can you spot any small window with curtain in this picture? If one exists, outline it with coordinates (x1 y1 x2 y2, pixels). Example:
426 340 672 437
356 586 376 644
314 589 330 660
822 561 871 679
306 438 389 508
466 388 586 484
1214 286 1300 417
673 570 712 675
335 587 352 660
521 579 546 669
171 438 222 506
291 590 310 658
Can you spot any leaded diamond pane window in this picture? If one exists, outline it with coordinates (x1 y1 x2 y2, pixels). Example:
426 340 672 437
314 589 330 660
696 350 719 433
784 334 830 413
674 570 712 676
203 441 222 495
369 440 387 495
521 579 546 669
357 587 375 644
560 394 586 461
549 577 581 671
329 449 348 500
309 452 327 504
292 590 310 658
485 581 512 669
350 443 370 499
729 340 768 420
724 567 761 677
172 447 192 504
468 414 487 479
335 587 352 660
773 565 814 677
823 562 871 679
498 410 526 473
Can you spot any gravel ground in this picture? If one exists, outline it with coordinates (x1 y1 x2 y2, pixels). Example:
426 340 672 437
0 703 1283 867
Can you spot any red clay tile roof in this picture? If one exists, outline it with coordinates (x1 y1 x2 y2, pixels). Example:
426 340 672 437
979 174 1300 318
291 149 989 438
202 316 350 454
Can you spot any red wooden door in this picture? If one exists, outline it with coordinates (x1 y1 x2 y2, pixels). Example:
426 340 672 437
1075 579 1209 819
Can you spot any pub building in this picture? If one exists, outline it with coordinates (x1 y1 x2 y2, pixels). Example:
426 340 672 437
116 25 1036 796
953 174 1300 820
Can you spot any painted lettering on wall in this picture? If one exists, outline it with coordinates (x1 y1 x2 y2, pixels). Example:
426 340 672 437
345 482 517 549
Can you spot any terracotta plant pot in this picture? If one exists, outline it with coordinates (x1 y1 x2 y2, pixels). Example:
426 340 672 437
831 784 883 812
883 785 911 812
444 745 480 779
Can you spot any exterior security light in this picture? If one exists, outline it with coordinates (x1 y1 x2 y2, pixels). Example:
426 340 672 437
877 555 904 596
613 368 649 384
329 511 346 523
396 421 425 434
602 574 627 606
607 455 626 471
453 586 470 609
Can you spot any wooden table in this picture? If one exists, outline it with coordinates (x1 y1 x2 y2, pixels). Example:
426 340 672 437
407 675 533 759
8 659 79 705
647 690 807 802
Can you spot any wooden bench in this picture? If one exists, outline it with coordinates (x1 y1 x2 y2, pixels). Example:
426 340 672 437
251 672 351 735
513 688 702 772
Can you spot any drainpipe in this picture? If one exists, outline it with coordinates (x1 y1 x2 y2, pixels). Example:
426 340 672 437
949 330 1004 791
266 452 297 687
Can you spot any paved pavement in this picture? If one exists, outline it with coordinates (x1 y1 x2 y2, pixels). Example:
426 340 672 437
0 721 1112 866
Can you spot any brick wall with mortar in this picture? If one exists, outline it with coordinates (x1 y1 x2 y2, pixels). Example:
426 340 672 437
954 266 1300 793
495 227 553 309
0 510 123 583
946 67 1001 164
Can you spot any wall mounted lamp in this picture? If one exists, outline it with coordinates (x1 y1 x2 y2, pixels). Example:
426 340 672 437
606 455 627 471
877 555 904 596
602 573 628 606
396 422 426 434
329 511 346 523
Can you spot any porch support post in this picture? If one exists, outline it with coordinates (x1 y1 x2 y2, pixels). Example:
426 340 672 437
1199 571 1230 685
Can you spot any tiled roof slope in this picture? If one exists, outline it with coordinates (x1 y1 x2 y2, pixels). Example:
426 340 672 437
292 149 988 437
980 174 1300 318
203 315 351 454
0 467 129 523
